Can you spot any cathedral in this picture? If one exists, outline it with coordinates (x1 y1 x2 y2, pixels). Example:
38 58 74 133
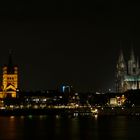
0 52 18 98
116 49 140 93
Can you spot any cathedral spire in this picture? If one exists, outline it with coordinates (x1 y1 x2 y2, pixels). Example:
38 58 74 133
118 49 126 65
116 49 126 93
118 49 123 62
130 46 135 62
137 57 139 68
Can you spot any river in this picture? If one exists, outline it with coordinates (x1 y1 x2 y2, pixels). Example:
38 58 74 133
0 115 140 140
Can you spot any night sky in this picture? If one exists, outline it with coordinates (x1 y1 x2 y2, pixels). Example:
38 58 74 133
0 1 140 92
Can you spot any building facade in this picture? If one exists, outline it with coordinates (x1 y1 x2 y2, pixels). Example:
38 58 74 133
0 53 18 98
116 49 140 93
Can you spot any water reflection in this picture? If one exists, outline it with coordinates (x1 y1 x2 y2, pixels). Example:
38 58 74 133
0 116 140 140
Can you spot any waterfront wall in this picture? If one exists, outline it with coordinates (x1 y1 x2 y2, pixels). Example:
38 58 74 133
1 107 140 116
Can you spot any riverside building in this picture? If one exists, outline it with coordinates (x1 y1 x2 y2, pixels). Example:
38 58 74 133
0 52 18 98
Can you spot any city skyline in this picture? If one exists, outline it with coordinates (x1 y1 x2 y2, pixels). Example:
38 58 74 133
0 47 139 93
0 1 140 92
1 2 140 140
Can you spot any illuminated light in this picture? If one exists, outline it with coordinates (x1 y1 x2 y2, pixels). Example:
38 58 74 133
16 89 19 92
20 105 24 109
56 115 60 119
91 108 98 114
10 105 14 109
95 109 98 112
96 92 101 94
32 98 39 102
10 116 15 119
28 115 32 119
116 96 120 99
122 107 124 110
59 96 62 99
110 98 117 106
112 107 114 110
0 107 6 110
62 85 71 93
33 105 39 109
62 86 65 92
74 113 78 117
94 114 98 119
75 104 79 107
42 99 47 102
108 89 111 92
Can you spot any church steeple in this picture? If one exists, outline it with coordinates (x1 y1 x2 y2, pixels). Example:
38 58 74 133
118 49 125 63
130 47 135 62
116 49 126 93
137 57 139 68
117 49 126 71
2 51 18 98
7 50 14 74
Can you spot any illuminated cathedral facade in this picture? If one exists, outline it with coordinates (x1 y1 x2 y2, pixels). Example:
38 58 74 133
0 53 18 98
116 49 140 93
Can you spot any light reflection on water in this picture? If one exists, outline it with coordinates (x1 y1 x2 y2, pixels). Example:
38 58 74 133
0 115 140 140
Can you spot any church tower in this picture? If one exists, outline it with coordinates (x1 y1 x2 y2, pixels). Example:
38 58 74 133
128 48 137 75
116 49 127 93
2 52 18 98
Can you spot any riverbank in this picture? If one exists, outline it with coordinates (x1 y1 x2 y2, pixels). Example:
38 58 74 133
0 107 92 116
0 107 140 116
97 107 140 116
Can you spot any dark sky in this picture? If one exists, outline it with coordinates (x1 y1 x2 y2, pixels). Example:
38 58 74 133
0 1 140 92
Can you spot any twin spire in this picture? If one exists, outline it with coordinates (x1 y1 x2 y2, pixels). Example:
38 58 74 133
117 47 140 76
130 47 135 62
118 48 139 66
116 47 140 92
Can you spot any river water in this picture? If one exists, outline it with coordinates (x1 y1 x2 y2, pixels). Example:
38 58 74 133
0 115 140 140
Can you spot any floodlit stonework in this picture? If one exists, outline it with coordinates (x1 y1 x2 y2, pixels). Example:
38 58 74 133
116 49 140 93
